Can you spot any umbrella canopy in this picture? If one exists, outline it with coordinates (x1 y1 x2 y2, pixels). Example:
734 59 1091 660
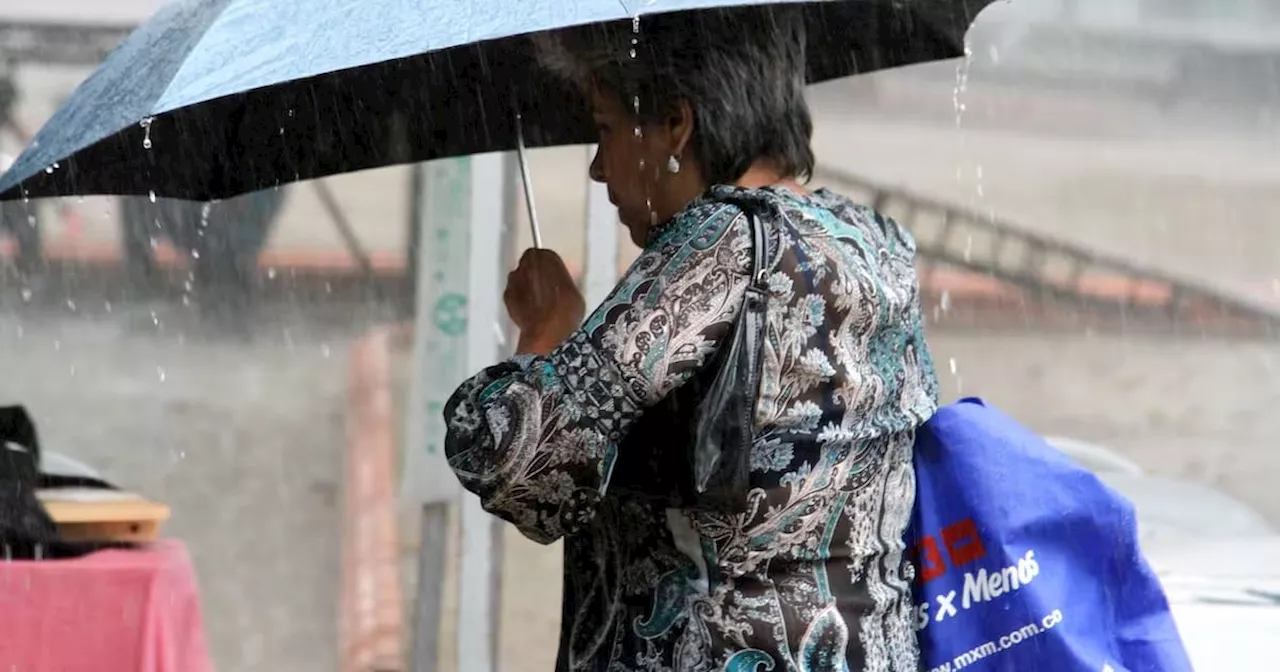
0 0 994 202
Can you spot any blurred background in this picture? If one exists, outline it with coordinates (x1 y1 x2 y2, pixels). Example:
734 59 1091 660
1 0 1278 670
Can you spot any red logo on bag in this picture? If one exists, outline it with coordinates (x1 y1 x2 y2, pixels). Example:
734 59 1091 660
913 518 986 584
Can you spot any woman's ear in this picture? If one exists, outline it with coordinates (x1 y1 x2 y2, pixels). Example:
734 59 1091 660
667 100 695 158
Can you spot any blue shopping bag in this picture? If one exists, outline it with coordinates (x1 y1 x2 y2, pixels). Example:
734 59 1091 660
907 398 1194 672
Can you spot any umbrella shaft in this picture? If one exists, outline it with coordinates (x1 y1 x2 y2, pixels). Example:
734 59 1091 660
515 122 542 249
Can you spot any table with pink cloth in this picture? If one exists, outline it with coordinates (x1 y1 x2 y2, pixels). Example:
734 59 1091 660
0 540 214 672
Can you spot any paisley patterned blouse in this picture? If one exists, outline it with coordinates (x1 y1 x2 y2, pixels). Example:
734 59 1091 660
445 185 939 671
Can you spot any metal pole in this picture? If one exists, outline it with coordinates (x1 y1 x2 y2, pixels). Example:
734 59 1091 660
408 504 448 671
312 179 376 280
457 152 507 672
514 115 543 249
403 158 466 672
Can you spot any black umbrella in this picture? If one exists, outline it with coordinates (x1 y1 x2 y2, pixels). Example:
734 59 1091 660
0 0 994 202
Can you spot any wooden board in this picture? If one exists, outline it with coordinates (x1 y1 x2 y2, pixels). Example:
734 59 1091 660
37 489 170 543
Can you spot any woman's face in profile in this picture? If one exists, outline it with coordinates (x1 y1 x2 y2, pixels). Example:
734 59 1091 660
587 87 680 247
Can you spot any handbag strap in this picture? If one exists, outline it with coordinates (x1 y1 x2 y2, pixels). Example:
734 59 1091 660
720 195 774 301
747 209 772 293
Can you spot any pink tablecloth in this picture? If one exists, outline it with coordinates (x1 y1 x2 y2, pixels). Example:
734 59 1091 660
0 540 214 672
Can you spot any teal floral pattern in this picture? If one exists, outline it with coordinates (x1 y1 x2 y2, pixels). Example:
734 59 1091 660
445 185 939 671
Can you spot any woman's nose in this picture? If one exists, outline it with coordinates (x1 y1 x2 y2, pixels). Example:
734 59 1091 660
588 150 605 183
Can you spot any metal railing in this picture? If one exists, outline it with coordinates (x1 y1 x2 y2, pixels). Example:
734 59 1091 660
815 165 1280 333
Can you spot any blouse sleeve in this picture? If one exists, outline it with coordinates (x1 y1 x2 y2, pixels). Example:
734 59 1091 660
443 202 751 543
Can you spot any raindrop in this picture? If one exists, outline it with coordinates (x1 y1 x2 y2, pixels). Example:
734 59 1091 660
267 267 277 280
191 249 200 259
156 367 167 382
19 288 32 302
200 203 211 226
953 41 973 129
140 117 154 149
939 290 951 313
65 299 76 312
948 357 963 393
44 166 53 174
104 301 112 313
320 344 331 358
148 190 157 203
632 15 641 33
25 215 34 227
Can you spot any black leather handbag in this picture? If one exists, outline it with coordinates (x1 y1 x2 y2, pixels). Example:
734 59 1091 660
614 202 773 512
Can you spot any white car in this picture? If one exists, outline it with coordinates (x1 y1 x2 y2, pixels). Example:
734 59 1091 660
1048 437 1280 670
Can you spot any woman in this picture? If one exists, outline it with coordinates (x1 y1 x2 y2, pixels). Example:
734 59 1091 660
445 8 938 670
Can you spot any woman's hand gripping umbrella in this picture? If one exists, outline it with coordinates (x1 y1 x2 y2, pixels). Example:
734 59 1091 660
504 248 585 357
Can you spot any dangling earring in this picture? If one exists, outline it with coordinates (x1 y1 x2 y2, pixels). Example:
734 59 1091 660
666 154 681 174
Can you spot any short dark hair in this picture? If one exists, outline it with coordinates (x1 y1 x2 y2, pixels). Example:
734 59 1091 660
534 6 815 186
